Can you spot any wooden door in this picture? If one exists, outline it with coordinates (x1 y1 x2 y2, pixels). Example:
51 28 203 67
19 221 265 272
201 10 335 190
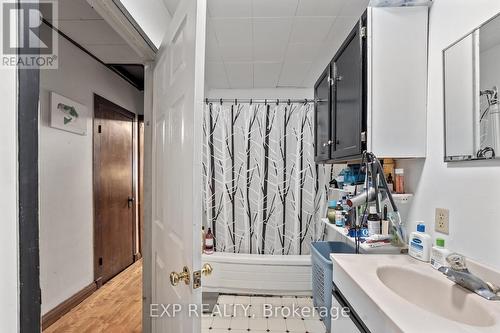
333 20 365 160
94 94 135 285
151 0 206 331
314 65 332 162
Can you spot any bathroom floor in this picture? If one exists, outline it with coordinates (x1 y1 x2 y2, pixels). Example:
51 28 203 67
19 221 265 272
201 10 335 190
202 294 326 333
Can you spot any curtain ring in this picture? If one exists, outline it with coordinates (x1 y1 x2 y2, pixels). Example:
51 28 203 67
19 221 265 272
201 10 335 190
234 99 237 105
220 98 223 105
304 98 308 105
250 98 252 105
287 99 291 106
265 99 267 105
276 99 279 105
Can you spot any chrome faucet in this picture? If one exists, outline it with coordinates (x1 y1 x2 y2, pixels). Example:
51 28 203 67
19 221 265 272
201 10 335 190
438 253 500 301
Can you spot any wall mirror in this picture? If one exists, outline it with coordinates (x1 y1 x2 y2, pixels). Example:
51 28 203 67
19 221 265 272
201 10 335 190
443 13 500 162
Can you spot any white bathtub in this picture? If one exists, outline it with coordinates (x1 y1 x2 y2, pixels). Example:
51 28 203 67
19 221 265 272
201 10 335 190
202 252 312 296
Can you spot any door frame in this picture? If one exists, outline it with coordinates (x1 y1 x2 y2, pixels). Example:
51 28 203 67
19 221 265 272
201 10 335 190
93 94 138 287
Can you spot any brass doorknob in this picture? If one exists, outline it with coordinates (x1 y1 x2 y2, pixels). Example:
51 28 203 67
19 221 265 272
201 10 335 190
201 263 213 277
170 266 190 286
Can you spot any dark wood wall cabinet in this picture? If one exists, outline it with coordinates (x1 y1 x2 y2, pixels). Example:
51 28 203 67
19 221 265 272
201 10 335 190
314 7 429 164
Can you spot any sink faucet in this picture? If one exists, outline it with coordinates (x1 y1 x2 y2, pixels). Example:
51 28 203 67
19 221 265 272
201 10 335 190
438 253 500 301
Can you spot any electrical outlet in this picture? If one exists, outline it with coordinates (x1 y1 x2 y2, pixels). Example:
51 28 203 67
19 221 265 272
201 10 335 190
435 208 450 234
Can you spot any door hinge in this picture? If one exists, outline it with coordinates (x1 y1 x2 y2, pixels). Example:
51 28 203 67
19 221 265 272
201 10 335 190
98 125 102 133
361 26 367 39
193 270 201 289
99 257 103 266
361 131 367 143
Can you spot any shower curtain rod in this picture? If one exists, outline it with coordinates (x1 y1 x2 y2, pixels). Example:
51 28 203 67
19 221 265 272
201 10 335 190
205 98 318 105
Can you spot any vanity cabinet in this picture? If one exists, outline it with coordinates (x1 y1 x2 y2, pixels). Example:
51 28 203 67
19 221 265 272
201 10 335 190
314 6 428 163
331 290 367 333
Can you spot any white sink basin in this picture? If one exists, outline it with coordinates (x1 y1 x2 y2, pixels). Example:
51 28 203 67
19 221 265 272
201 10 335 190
377 265 496 327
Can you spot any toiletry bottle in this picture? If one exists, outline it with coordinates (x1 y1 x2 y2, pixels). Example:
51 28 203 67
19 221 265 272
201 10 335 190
204 228 214 254
201 226 206 254
367 206 381 236
382 205 390 235
383 158 395 179
395 169 405 194
335 201 344 227
409 223 431 262
327 200 337 224
430 238 451 270
387 173 394 193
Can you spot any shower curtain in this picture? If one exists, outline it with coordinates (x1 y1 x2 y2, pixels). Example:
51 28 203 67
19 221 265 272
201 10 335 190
202 102 333 255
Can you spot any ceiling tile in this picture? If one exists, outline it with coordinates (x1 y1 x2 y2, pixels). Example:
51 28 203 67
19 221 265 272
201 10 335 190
252 0 298 18
162 0 180 17
253 42 288 62
296 0 344 17
278 62 312 87
284 43 322 63
253 18 293 44
208 0 252 18
211 18 252 44
58 0 102 20
58 20 127 45
254 62 282 88
83 44 142 63
206 62 230 89
340 0 370 17
219 44 253 62
206 30 223 62
289 17 335 43
225 62 254 88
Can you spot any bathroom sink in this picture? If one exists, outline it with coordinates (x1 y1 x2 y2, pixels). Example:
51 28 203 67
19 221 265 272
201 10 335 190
376 266 496 327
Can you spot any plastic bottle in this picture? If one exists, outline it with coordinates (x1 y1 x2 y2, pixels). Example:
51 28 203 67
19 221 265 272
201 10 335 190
395 169 405 194
204 228 214 254
409 223 431 262
387 173 394 193
335 202 344 227
430 238 451 270
367 206 381 236
327 200 337 224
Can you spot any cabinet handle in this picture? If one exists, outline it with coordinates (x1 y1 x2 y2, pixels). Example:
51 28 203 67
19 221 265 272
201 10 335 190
336 140 340 145
322 140 333 147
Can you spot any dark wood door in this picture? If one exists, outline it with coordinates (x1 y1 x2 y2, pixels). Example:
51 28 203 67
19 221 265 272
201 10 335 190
333 20 365 160
314 65 333 162
94 95 135 285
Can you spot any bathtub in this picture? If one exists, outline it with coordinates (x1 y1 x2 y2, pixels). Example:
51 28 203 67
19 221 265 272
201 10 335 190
202 252 312 296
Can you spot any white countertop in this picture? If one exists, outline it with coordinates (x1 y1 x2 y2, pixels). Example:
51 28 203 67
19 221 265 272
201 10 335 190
331 254 500 333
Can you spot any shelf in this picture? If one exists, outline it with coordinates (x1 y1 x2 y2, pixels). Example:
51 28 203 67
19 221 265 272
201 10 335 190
322 218 405 254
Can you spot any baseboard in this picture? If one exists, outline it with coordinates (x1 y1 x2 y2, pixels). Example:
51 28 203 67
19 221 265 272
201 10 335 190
42 282 97 331
134 252 142 261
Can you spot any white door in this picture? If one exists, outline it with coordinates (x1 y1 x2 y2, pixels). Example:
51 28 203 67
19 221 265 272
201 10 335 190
151 0 206 332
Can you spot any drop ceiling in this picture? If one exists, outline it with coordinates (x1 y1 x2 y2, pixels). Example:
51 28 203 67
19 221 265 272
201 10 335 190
50 0 143 64
206 0 370 89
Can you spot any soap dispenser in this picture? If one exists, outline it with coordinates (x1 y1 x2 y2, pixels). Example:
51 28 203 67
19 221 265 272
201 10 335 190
409 223 431 262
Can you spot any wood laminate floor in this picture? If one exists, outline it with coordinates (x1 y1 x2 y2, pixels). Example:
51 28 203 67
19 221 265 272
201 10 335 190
44 260 142 333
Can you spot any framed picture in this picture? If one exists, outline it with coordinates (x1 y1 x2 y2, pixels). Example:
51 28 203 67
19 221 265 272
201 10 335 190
50 92 88 135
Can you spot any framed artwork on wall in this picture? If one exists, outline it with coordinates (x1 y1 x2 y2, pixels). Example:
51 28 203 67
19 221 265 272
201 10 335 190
50 92 88 135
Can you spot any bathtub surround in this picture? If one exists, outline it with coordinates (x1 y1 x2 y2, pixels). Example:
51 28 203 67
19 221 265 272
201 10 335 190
203 102 333 255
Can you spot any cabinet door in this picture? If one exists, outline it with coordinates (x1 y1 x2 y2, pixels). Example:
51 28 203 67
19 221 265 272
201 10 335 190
314 65 332 162
333 21 365 160
331 295 363 333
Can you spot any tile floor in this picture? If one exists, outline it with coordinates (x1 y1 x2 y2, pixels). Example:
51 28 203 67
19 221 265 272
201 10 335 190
202 295 327 333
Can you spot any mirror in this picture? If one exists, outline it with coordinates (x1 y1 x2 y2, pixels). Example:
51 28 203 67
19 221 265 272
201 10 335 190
444 14 500 162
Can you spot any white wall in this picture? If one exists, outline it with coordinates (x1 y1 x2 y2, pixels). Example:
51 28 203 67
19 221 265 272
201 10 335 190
402 0 500 270
39 35 143 314
0 55 19 333
118 0 170 48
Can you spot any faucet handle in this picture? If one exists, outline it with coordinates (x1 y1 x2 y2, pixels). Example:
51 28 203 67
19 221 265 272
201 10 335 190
446 253 468 271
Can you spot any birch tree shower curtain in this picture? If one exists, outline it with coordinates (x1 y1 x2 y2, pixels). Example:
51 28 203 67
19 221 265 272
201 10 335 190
202 102 332 255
